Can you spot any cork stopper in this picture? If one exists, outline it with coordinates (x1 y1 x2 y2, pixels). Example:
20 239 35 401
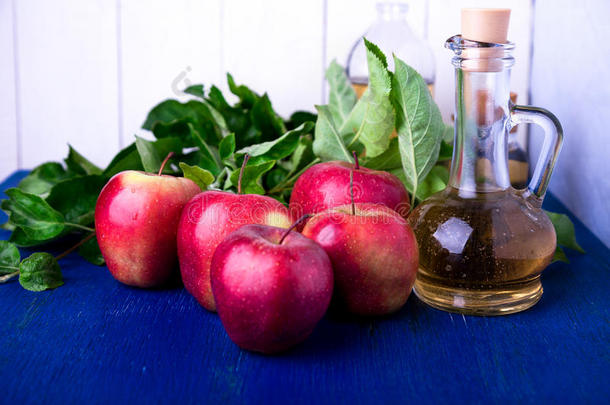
461 8 511 44
460 8 511 72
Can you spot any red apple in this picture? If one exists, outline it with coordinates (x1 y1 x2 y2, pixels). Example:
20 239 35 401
177 156 292 311
302 203 419 315
95 157 200 287
289 156 410 220
211 223 333 354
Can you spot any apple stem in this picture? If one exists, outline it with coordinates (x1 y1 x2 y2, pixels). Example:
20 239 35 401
279 214 312 245
238 154 250 194
158 152 175 176
350 170 355 215
56 232 96 261
352 150 360 170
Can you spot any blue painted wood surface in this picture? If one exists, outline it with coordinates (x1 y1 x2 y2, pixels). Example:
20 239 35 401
0 170 608 404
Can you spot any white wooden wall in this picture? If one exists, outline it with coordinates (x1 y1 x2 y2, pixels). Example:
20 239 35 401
0 0 532 179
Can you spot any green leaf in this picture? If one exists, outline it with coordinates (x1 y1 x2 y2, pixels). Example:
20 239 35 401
46 175 107 226
326 60 357 126
313 105 353 162
78 236 105 266
207 85 258 148
227 73 259 108
339 39 394 158
365 137 402 170
287 136 314 177
0 240 20 274
184 84 205 98
179 162 214 191
228 161 276 195
65 145 102 175
103 143 144 178
545 211 585 253
219 133 236 161
142 99 224 145
18 162 71 197
151 118 193 142
188 123 222 175
390 55 444 202
251 93 287 142
286 111 317 130
2 188 66 241
9 228 44 247
236 122 314 165
415 165 449 201
552 245 570 264
134 136 183 174
19 252 63 291
135 136 162 173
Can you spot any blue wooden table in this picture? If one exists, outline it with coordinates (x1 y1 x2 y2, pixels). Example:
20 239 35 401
0 170 608 404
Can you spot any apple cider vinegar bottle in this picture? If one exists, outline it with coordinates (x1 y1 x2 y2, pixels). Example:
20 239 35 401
408 9 563 315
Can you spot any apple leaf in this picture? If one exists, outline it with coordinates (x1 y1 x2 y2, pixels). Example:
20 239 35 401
338 38 394 158
552 245 569 264
286 111 317 130
390 55 444 203
227 73 259 109
17 162 72 197
0 241 20 275
228 160 276 195
250 93 287 142
365 137 402 170
287 136 314 177
46 175 107 226
64 145 102 176
236 122 314 165
2 188 66 241
545 211 585 254
325 60 357 127
184 84 205 98
103 142 144 177
179 162 215 191
134 136 183 174
219 133 236 161
313 105 353 162
78 236 105 266
19 252 63 291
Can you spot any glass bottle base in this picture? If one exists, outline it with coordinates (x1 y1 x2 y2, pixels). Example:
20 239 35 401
413 274 543 316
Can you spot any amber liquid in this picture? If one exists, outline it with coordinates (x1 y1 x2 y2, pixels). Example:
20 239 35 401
408 188 556 315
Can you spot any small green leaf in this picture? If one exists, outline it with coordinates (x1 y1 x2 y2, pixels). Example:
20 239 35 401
251 93 287 142
219 133 236 161
313 105 353 162
365 137 402 170
78 236 105 266
19 252 63 291
287 136 314 177
390 55 444 202
184 84 205 98
286 111 317 130
545 211 585 253
338 39 394 158
103 142 144 178
229 161 276 195
189 123 222 175
2 188 66 241
552 245 569 264
151 119 193 142
9 228 44 247
134 136 183 174
135 136 162 173
18 162 71 197
236 122 314 165
415 165 449 201
46 175 107 226
227 73 259 108
65 145 102 175
0 240 20 274
325 60 357 127
179 162 214 191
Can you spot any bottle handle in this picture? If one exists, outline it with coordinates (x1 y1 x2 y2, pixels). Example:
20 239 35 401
509 105 563 205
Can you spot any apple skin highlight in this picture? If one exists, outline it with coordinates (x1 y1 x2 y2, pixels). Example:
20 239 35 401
289 161 410 220
177 191 292 312
211 224 334 354
95 171 200 288
302 203 419 316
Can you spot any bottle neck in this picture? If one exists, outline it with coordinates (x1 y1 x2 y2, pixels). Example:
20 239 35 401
448 67 512 195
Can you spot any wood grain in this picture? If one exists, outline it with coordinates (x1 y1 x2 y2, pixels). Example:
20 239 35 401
0 170 608 403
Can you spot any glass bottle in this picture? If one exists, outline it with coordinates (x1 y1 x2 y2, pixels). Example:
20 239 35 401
346 1 435 97
408 35 563 315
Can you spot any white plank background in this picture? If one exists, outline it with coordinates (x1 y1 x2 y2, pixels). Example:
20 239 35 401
4 0 608 246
